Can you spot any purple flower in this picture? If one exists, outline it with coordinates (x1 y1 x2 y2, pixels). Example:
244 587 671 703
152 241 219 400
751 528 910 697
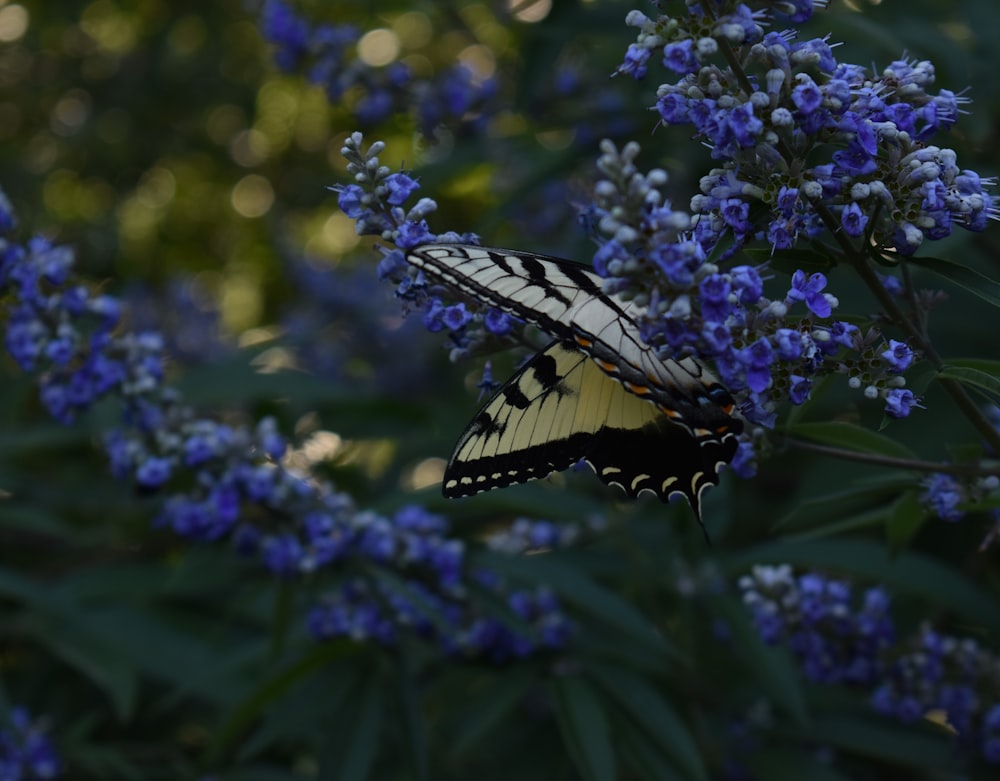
395 220 434 249
442 303 472 331
921 472 964 522
791 75 823 114
337 185 367 219
619 43 650 79
739 337 775 392
484 307 513 335
789 374 811 404
384 173 420 206
786 270 832 317
884 388 922 419
662 39 698 74
136 456 172 488
730 265 764 304
881 339 914 373
699 274 732 321
841 202 869 237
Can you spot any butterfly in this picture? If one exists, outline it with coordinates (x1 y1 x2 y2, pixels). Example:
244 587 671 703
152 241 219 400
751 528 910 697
405 243 743 522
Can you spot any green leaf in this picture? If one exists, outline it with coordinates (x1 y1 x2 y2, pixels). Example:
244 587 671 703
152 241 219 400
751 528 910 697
318 665 382 781
906 255 1000 308
745 747 856 781
391 651 428 781
785 421 916 460
885 490 928 552
589 664 708 781
472 551 673 660
614 721 686 781
0 570 137 718
773 477 912 536
215 644 361 760
26 606 137 720
937 360 1000 405
550 676 616 781
708 596 809 723
783 714 953 768
449 667 537 756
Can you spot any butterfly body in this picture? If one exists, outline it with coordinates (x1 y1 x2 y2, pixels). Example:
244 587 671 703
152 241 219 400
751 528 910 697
405 244 742 519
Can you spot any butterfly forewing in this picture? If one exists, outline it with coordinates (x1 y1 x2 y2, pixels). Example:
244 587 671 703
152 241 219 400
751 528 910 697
407 244 739 440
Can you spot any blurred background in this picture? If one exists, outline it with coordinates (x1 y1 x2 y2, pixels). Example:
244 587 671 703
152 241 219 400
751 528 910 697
3 0 1000 778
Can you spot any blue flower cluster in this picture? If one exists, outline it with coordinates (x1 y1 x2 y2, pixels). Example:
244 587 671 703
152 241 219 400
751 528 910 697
0 707 60 780
300 506 574 660
621 2 995 256
873 626 1000 764
739 564 894 685
485 517 587 555
259 0 498 135
0 190 573 662
308 571 572 662
337 133 527 362
740 564 1000 765
0 232 158 425
585 140 922 430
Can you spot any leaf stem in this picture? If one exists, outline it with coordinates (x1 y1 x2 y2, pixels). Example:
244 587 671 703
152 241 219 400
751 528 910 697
785 438 1000 477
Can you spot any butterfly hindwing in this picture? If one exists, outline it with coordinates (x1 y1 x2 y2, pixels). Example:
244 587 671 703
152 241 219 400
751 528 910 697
444 341 738 517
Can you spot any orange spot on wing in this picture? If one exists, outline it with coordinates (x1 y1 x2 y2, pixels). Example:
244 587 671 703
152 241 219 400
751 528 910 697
624 382 652 396
575 335 593 349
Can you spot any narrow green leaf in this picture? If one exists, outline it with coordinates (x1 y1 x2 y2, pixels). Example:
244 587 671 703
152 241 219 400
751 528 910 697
783 714 952 768
391 652 428 781
218 644 361 760
550 676 616 781
885 490 928 552
745 747 856 781
937 361 1000 405
473 551 672 659
450 667 536 755
615 721 686 781
27 609 137 720
786 421 916 460
906 254 1000 308
319 668 382 781
589 664 707 781
708 596 808 723
773 478 910 535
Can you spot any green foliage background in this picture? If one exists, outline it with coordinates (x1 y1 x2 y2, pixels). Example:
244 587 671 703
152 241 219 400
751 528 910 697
3 0 1000 779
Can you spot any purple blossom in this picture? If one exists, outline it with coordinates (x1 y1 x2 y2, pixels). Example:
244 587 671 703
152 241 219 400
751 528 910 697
786 270 832 317
921 472 964 522
337 185 367 219
662 39 698 74
699 274 733 321
884 388 922 418
841 202 869 237
619 43 650 79
395 220 434 249
881 340 914 373
739 337 775 392
384 173 419 206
